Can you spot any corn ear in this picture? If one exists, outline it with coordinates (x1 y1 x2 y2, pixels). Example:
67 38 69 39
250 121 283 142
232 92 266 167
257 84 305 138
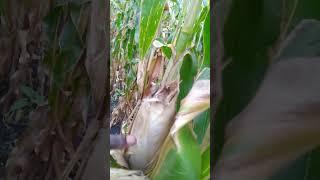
126 81 179 170
148 68 210 180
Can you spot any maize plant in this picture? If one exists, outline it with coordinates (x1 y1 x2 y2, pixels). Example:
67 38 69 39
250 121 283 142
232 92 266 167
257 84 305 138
0 0 108 179
213 0 320 180
110 0 210 179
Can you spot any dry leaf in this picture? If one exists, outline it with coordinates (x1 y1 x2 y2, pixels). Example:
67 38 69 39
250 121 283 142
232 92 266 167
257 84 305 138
81 129 108 180
110 168 149 180
85 0 108 107
110 150 129 168
137 60 147 96
170 79 210 135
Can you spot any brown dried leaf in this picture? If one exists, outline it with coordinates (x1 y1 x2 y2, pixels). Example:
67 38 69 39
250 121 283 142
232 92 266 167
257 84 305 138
137 60 147 96
143 50 165 97
200 123 210 151
110 149 129 168
5 105 50 178
0 33 12 81
110 168 149 180
0 69 26 112
62 119 100 178
29 105 49 130
5 155 29 179
77 5 91 37
17 30 30 65
170 79 210 135
85 0 108 107
81 129 108 180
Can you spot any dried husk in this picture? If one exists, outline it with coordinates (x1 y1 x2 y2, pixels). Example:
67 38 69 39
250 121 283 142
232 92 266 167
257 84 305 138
110 168 149 180
170 79 210 136
126 81 179 170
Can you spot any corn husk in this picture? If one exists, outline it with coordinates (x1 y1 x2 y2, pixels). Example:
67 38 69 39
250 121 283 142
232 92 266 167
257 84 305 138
110 168 149 180
126 81 179 170
149 68 210 179
170 79 210 136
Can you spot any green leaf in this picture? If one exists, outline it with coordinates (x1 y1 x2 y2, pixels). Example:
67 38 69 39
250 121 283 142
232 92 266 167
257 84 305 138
116 13 123 29
271 149 320 180
43 7 63 70
127 27 136 60
20 86 45 105
43 7 63 47
284 0 320 37
197 67 210 80
55 0 90 7
167 32 174 44
59 17 83 71
0 0 4 15
139 0 167 59
161 46 172 59
201 146 210 180
9 98 30 112
181 0 202 33
110 155 122 168
177 53 198 110
174 31 194 59
70 3 81 28
215 20 320 180
173 0 202 58
153 39 166 48
275 20 320 61
213 0 282 167
215 57 320 180
152 38 173 59
193 109 210 144
274 147 320 180
202 12 210 69
270 19 320 180
193 6 209 35
153 126 202 180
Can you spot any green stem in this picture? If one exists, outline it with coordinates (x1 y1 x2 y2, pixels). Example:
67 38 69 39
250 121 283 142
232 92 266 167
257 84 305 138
161 0 202 85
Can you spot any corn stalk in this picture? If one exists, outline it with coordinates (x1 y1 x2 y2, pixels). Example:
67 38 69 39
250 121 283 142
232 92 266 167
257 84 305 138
111 0 210 179
1 0 108 179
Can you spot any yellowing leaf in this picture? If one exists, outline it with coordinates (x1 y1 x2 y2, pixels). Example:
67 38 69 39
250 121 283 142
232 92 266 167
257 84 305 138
170 79 210 135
